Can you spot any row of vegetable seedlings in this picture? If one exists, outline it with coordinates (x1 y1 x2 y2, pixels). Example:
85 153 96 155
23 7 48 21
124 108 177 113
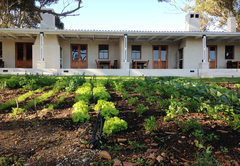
0 76 85 117
72 79 127 136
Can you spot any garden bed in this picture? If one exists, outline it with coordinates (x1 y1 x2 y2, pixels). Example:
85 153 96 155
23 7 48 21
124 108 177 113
0 76 239 166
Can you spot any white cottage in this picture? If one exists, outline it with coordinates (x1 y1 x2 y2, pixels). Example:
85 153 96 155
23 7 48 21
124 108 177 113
0 11 240 77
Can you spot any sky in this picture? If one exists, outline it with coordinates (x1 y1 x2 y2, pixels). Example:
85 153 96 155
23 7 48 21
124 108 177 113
49 0 187 31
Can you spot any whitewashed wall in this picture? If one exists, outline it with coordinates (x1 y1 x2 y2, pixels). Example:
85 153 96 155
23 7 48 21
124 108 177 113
59 40 119 69
0 38 35 68
127 41 180 69
33 34 60 69
206 41 240 69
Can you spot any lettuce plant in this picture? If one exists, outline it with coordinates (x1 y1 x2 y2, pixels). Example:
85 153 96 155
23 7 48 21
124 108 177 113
94 100 119 118
103 116 127 135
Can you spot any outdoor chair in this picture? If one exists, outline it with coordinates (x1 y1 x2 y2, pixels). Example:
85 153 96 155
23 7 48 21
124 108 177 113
0 59 4 68
227 61 232 68
142 60 149 69
111 60 118 69
95 60 103 69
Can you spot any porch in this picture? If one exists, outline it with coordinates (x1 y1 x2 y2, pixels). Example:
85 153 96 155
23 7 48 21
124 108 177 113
1 68 240 77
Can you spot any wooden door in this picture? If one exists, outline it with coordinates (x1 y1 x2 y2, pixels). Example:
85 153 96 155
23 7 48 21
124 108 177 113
152 46 168 69
208 46 217 69
16 43 33 68
71 44 87 69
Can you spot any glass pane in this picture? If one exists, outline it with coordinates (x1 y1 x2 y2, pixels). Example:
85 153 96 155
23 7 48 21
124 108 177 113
104 53 108 59
99 45 108 52
210 47 215 61
80 45 86 60
0 42 2 49
153 47 158 61
26 44 32 60
132 45 141 52
226 46 233 52
72 45 78 60
17 44 24 60
161 46 167 61
99 45 108 58
136 53 140 59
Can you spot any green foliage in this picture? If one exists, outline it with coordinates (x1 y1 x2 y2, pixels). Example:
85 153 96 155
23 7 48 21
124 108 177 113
174 119 202 132
94 100 119 118
128 140 145 151
75 82 92 102
72 100 90 123
136 103 148 116
9 107 25 117
191 147 220 166
93 86 111 101
6 77 19 88
192 130 218 149
72 111 90 123
0 86 51 111
220 146 228 154
18 74 57 90
73 100 90 114
0 156 24 166
65 75 86 94
144 116 157 132
128 97 138 106
47 95 66 110
165 96 189 119
0 81 7 90
227 114 240 131
103 116 128 135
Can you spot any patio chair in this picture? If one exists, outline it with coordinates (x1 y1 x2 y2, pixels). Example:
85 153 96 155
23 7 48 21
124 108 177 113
0 59 4 68
95 60 103 69
227 61 232 68
142 60 149 69
111 60 118 69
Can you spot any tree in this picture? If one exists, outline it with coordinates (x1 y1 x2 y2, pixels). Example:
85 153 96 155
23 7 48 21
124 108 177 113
0 0 81 28
55 16 64 29
158 0 240 32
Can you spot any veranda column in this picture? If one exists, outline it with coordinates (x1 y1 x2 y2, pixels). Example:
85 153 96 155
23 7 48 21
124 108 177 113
121 34 130 69
124 34 127 62
199 35 209 69
40 32 44 61
37 32 47 69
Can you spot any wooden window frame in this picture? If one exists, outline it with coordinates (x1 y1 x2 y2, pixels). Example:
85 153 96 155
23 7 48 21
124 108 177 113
98 45 109 59
0 42 2 59
71 44 88 60
131 45 141 59
225 45 234 59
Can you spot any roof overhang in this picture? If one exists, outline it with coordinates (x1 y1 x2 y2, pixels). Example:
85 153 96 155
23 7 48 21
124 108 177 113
1 28 240 42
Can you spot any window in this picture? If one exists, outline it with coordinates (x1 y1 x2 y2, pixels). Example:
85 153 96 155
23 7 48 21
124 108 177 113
132 45 141 59
0 42 2 59
99 45 109 59
225 46 234 59
71 44 87 60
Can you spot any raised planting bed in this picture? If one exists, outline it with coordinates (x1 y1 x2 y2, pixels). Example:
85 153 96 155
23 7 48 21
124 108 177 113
0 76 239 166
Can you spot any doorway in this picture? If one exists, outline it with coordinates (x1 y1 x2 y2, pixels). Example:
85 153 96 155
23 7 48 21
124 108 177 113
152 46 168 69
71 44 88 69
15 43 33 68
208 46 217 69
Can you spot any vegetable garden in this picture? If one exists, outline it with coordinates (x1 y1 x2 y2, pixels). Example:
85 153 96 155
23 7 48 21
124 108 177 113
0 74 240 166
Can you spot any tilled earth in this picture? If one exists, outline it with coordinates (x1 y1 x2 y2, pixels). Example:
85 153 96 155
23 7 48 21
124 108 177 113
0 83 239 166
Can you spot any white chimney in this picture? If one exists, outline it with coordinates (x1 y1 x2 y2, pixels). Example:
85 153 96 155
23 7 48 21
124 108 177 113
185 11 200 31
227 17 236 32
40 9 55 29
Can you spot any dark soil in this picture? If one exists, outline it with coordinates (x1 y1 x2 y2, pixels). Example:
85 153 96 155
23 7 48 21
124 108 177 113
0 83 239 166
